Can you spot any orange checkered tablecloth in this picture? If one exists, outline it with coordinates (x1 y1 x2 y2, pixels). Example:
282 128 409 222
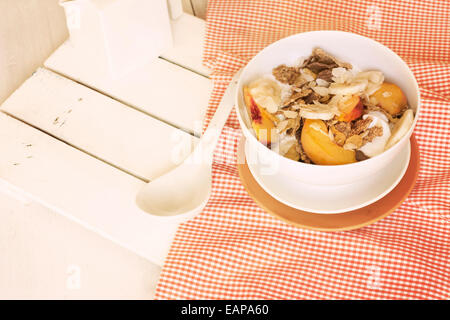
155 0 449 299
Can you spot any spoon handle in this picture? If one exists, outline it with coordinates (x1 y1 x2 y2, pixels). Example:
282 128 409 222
192 71 241 161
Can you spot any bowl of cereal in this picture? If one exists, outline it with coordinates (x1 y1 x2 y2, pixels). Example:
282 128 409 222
235 31 420 192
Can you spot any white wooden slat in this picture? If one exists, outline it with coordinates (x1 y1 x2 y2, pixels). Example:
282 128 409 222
1 68 197 182
44 13 211 135
0 191 161 299
161 13 210 77
0 112 178 266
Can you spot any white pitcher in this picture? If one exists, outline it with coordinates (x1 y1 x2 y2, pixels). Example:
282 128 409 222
60 0 174 79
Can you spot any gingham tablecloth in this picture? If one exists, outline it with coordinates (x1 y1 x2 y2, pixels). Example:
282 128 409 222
155 0 449 299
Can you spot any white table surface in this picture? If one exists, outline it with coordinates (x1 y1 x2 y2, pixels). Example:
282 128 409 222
0 12 211 299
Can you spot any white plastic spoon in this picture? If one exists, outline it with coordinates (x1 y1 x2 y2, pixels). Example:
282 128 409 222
136 71 240 222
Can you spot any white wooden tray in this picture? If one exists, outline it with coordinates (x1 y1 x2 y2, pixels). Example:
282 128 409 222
0 13 211 266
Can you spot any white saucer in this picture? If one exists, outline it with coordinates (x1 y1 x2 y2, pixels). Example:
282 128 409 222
246 142 411 214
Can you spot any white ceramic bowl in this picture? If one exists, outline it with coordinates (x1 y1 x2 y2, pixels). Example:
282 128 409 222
235 31 420 186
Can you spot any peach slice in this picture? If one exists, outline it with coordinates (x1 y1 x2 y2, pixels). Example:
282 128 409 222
338 95 363 122
243 86 278 145
370 82 407 116
301 119 356 165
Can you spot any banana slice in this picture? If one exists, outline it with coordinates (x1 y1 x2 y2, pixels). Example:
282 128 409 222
353 71 384 85
331 67 353 84
328 81 368 95
299 102 340 120
385 109 414 150
248 78 282 113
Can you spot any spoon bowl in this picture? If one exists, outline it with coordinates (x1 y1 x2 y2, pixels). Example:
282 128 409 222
136 162 212 220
